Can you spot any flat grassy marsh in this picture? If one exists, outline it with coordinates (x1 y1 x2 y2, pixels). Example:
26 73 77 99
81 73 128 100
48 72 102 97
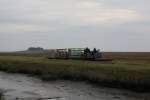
0 53 150 92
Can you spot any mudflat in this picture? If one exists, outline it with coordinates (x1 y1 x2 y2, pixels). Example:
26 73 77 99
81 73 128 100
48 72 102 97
0 72 149 100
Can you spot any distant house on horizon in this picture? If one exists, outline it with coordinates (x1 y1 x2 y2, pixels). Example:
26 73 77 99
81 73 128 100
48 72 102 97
28 47 44 52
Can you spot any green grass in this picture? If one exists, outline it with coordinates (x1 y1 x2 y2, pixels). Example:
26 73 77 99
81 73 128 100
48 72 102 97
0 54 150 92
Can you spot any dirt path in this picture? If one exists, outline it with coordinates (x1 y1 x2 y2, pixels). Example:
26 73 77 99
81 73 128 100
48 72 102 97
0 72 149 100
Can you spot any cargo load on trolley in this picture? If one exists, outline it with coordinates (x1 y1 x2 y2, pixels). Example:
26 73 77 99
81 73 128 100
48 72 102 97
48 48 111 61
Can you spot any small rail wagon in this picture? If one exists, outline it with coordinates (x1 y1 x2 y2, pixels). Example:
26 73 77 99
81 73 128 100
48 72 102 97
48 48 104 60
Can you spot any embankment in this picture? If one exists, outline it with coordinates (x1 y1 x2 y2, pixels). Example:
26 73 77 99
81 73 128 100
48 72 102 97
0 55 150 92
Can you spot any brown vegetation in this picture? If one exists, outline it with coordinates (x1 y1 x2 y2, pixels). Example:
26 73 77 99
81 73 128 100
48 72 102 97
0 52 150 92
103 52 150 61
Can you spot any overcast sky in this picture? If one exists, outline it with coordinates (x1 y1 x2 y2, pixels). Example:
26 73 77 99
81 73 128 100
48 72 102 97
0 0 150 51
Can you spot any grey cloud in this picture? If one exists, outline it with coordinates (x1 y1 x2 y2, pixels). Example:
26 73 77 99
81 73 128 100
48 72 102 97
0 0 150 51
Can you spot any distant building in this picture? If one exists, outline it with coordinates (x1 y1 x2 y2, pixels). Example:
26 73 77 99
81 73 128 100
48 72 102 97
28 47 44 52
